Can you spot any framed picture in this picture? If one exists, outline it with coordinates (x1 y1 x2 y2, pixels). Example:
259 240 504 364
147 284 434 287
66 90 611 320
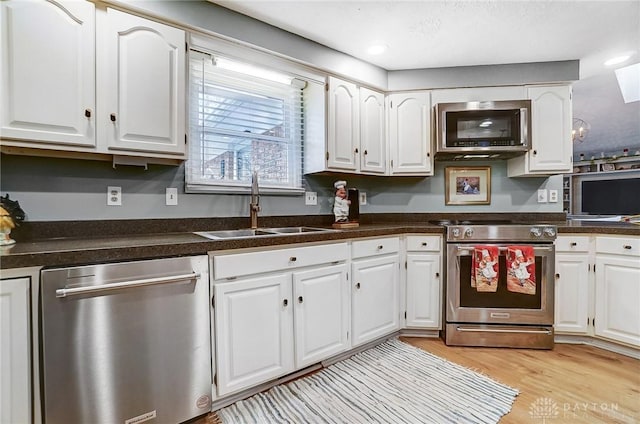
445 166 491 205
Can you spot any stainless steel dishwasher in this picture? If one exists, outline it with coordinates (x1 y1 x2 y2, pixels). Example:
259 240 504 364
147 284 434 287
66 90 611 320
39 256 212 424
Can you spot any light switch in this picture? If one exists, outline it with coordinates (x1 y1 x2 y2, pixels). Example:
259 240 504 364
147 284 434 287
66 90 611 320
537 189 548 203
166 188 178 206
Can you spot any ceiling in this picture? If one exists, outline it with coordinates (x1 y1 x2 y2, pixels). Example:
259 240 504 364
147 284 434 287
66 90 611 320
212 0 639 78
212 0 640 155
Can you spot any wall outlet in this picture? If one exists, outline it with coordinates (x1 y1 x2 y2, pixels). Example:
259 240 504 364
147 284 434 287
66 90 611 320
107 186 122 206
548 189 558 203
537 189 548 203
166 188 178 206
359 192 367 205
305 191 317 205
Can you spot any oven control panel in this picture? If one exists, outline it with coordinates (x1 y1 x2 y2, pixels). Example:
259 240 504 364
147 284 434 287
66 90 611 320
446 224 557 242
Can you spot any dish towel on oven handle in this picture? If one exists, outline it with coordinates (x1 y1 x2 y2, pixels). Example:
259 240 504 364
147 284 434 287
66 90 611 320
473 245 499 292
507 245 536 295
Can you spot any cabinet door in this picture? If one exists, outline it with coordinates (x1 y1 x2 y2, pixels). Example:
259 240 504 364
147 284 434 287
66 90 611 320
101 8 185 156
351 255 400 347
0 277 31 424
214 274 294 396
359 87 386 174
526 85 572 173
293 264 349 368
327 76 359 171
388 92 432 175
1 0 95 147
554 254 590 334
406 253 441 329
594 256 640 347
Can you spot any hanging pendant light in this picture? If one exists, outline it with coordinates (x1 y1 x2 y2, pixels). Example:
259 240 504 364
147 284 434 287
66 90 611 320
572 118 590 142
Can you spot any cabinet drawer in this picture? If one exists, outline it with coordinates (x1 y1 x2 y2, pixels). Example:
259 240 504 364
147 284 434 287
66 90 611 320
596 236 640 257
556 236 590 252
406 235 441 252
214 243 348 280
351 237 400 259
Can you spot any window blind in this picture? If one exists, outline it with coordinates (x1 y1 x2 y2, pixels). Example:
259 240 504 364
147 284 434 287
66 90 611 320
187 50 305 193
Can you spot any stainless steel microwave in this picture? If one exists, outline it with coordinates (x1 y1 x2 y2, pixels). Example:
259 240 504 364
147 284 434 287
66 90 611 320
435 100 531 159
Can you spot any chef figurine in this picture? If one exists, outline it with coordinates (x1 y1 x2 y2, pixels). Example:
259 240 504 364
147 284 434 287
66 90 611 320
333 180 350 223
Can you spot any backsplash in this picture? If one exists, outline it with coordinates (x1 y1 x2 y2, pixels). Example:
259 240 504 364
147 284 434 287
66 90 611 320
0 154 562 221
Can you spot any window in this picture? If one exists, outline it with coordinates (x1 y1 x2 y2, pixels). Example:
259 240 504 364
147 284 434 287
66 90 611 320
187 51 306 193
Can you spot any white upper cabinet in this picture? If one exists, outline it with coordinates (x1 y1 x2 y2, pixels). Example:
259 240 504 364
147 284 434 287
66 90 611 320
99 8 186 156
326 76 359 171
359 87 386 174
1 0 96 148
1 2 186 161
324 76 386 175
508 85 573 176
387 92 433 175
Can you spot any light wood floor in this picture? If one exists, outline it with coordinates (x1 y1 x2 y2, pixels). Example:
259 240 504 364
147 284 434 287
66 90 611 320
401 337 640 423
199 339 640 423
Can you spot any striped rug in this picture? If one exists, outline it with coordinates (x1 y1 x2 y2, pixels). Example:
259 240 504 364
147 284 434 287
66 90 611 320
216 338 519 423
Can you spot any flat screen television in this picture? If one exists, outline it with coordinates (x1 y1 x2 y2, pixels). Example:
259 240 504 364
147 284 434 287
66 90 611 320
581 178 640 215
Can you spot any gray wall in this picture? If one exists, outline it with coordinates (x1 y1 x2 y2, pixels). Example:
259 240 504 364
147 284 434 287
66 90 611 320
0 0 572 222
0 154 562 221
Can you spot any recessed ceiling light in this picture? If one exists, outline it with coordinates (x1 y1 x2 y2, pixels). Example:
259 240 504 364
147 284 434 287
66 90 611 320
367 44 387 55
604 55 631 66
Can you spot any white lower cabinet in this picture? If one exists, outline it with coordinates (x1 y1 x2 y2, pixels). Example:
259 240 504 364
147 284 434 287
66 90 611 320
594 236 640 347
212 242 349 396
554 235 591 334
0 276 31 424
293 264 349 368
351 237 400 347
405 235 442 329
214 273 294 397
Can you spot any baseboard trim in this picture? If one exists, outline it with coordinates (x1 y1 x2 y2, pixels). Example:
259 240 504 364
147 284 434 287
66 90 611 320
555 334 640 359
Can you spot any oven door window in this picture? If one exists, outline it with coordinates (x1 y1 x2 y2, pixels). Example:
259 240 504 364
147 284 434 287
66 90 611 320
458 254 542 309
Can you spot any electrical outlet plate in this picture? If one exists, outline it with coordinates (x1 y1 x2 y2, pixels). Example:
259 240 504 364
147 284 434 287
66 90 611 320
166 188 178 206
548 189 558 203
537 189 548 203
359 192 367 205
107 186 122 206
305 192 317 205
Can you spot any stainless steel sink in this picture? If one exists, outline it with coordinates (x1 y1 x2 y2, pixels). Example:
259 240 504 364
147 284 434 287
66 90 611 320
265 226 336 234
193 229 276 240
194 226 336 240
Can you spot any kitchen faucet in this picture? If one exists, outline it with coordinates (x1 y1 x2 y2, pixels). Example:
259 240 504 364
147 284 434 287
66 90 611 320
250 171 260 229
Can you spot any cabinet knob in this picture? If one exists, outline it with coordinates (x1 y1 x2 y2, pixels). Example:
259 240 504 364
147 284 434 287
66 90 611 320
356 282 361 289
298 296 303 303
289 256 297 262
110 113 117 122
421 242 428 246
84 108 92 118
426 152 430 158
435 272 439 278
570 242 577 247
364 150 368 155
533 150 537 155
354 148 359 154
377 245 383 250
555 273 560 279
623 245 632 250
283 299 288 307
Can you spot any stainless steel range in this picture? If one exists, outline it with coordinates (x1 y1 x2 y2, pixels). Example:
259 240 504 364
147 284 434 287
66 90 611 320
436 220 557 349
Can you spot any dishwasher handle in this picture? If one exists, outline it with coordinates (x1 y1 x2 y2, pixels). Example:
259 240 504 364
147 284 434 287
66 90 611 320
55 272 201 298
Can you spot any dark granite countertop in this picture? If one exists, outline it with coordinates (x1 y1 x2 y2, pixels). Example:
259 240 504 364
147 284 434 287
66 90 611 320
1 213 638 270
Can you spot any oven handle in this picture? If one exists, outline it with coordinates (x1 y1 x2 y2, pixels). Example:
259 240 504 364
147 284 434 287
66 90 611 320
455 326 552 335
455 245 554 254
55 272 201 298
